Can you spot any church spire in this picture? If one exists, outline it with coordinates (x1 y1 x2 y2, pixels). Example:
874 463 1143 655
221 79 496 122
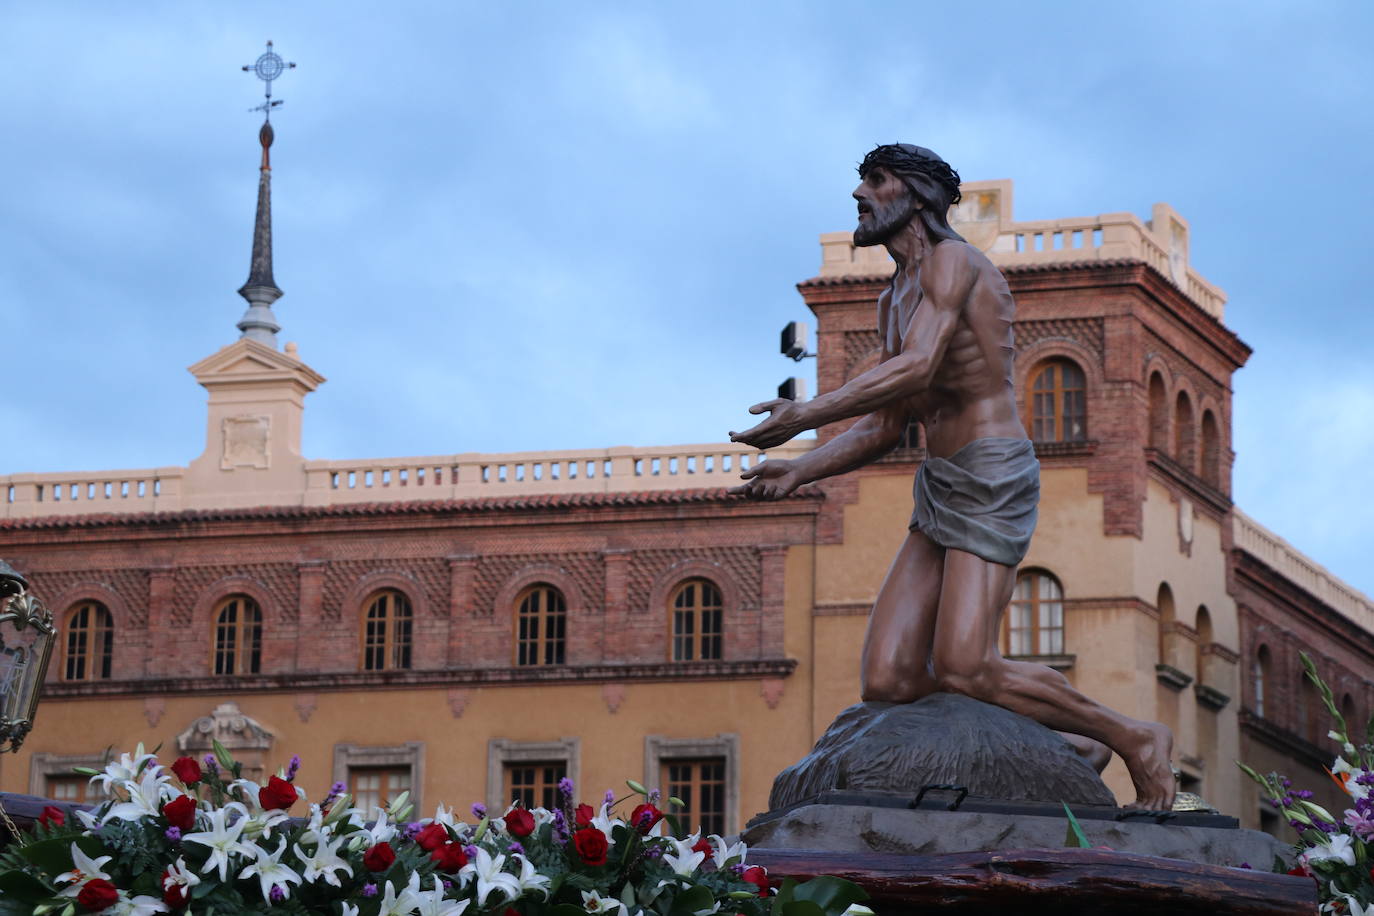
236 41 295 346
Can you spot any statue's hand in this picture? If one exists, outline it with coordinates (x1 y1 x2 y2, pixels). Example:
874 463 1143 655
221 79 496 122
727 458 802 500
729 399 809 450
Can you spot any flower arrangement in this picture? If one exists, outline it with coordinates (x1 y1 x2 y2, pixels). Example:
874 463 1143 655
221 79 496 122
1239 653 1374 916
0 742 867 916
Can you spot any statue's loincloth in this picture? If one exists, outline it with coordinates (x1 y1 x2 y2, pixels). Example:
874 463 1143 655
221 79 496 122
910 436 1039 567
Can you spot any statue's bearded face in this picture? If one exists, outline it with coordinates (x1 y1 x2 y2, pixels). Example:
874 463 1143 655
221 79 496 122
852 166 918 247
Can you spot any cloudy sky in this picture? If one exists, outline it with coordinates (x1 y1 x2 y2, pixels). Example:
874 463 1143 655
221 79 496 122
3 2 1372 596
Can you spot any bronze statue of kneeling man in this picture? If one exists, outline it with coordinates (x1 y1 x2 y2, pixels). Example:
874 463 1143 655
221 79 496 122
730 144 1175 810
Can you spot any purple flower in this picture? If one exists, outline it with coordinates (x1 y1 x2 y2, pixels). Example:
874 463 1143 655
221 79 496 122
1295 789 1314 800
270 885 286 903
644 845 663 860
403 821 422 840
286 755 301 782
362 883 378 898
323 781 347 808
730 863 747 875
164 826 182 842
1346 808 1374 840
203 755 219 777
551 808 569 843
1281 778 1292 788
1290 819 1310 832
1267 797 1282 808
464 845 478 859
508 842 525 855
472 802 487 819
648 788 661 805
558 777 575 798
443 879 454 890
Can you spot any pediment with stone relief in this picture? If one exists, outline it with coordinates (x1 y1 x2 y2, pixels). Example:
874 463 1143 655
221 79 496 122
188 338 325 389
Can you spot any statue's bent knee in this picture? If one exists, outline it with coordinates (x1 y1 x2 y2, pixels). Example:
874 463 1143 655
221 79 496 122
860 669 923 704
933 658 999 700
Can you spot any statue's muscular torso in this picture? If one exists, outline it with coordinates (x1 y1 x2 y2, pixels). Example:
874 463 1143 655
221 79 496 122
879 239 1025 459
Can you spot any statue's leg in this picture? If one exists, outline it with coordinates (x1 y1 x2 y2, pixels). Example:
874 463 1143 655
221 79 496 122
929 547 1175 810
860 529 944 703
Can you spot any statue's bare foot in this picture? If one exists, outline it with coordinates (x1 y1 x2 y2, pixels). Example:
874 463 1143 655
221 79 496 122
1121 721 1175 810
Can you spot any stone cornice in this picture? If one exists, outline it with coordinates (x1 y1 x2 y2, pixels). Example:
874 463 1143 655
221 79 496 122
41 659 799 700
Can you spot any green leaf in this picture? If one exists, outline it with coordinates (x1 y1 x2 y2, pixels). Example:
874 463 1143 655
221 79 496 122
781 902 827 916
1062 803 1092 849
547 906 587 916
771 877 799 916
789 876 869 915
663 813 685 840
19 835 109 877
0 868 52 901
669 885 715 916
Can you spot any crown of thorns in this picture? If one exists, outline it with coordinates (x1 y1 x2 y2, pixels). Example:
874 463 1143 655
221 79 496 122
858 145 962 206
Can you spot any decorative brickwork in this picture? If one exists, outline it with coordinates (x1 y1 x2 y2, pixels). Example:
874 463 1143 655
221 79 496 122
28 568 149 628
173 563 299 626
843 329 881 376
474 553 605 617
322 558 447 623
627 547 760 614
1015 317 1105 362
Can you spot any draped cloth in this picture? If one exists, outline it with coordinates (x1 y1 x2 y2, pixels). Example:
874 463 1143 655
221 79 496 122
910 437 1039 567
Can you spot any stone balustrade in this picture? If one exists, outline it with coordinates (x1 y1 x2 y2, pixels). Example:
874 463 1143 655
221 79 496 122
2 467 185 518
817 180 1227 320
0 441 816 518
1233 509 1374 633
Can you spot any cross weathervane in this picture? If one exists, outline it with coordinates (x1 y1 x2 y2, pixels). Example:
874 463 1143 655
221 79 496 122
242 40 296 120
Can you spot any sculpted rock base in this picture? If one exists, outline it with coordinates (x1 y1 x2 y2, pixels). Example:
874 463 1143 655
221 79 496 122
768 694 1118 811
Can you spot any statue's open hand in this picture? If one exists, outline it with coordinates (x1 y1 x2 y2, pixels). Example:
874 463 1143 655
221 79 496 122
729 399 809 450
728 458 801 500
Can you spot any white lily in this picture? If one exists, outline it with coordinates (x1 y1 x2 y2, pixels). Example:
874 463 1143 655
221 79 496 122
297 802 330 846
341 905 360 916
590 802 621 844
88 747 157 796
431 802 464 832
1304 833 1357 867
510 852 551 899
662 834 706 877
55 842 114 897
583 890 628 916
412 872 472 916
294 833 353 887
841 906 876 916
240 836 304 903
376 877 424 916
458 846 521 905
182 802 255 882
102 765 175 824
108 893 170 915
708 834 748 866
363 806 399 846
161 856 201 899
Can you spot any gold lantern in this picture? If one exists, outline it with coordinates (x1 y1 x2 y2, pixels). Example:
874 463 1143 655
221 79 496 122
0 560 55 753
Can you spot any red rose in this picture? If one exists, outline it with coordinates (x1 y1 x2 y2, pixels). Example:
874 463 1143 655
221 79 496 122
415 822 449 852
258 775 298 811
38 805 64 828
431 841 469 871
630 803 663 833
362 842 396 872
692 836 713 857
573 827 608 866
161 869 189 907
741 865 770 897
77 878 119 911
575 803 594 827
503 910 521 916
171 757 202 786
505 807 535 837
162 795 196 831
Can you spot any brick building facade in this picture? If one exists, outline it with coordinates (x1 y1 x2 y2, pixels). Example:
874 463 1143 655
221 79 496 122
2 176 1369 836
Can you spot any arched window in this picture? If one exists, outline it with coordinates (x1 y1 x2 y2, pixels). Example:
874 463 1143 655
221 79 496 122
1002 570 1064 656
1156 583 1177 667
64 601 113 681
1200 410 1221 487
1174 391 1195 469
670 579 723 662
1253 645 1271 717
362 590 413 671
1195 606 1213 687
1148 372 1169 450
1342 693 1357 734
515 585 566 666
1299 675 1323 745
1029 360 1087 443
213 595 262 675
